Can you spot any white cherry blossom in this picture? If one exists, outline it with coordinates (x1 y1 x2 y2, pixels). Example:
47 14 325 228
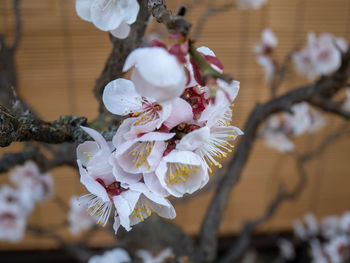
324 236 350 263
103 78 172 136
0 185 34 215
10 161 54 203
155 150 208 197
0 202 26 243
76 0 139 39
178 95 243 171
293 33 348 80
123 47 187 103
112 183 176 233
77 126 122 226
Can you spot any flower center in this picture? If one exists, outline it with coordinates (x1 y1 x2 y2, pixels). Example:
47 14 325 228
125 141 154 169
165 163 200 186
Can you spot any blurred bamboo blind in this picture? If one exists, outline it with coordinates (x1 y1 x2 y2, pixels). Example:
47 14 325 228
0 0 350 250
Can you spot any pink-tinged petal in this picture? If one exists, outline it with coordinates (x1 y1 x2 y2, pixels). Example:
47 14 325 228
176 127 210 151
163 98 194 130
103 78 142 115
78 161 110 202
75 0 94 22
90 0 123 31
80 126 110 153
120 0 139 24
143 172 169 196
109 153 142 185
110 21 130 39
216 79 240 105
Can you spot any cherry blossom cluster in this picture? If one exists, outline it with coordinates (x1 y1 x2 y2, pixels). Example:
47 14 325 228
76 41 242 234
0 161 53 243
278 212 350 263
293 33 348 80
88 247 174 263
261 102 326 152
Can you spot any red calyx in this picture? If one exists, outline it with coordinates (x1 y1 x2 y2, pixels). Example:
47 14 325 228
181 87 209 119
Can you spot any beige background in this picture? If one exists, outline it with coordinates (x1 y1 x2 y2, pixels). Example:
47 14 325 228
0 0 350 250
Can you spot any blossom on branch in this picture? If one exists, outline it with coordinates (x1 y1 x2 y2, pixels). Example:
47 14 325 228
10 161 54 204
78 40 242 233
293 33 348 80
75 0 139 39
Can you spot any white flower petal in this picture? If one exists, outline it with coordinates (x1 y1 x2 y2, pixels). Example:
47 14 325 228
90 0 123 31
103 78 142 115
76 0 94 21
110 21 130 39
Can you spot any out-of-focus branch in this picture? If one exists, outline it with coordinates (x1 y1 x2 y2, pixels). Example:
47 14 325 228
148 0 192 36
219 126 350 263
194 49 350 263
191 1 236 40
0 146 46 173
270 53 292 98
310 97 350 119
94 0 151 112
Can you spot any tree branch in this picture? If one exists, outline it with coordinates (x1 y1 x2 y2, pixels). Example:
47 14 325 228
194 49 350 262
0 105 117 147
148 0 192 36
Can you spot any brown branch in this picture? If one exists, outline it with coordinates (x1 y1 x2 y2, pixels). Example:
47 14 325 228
0 105 117 147
193 49 350 262
148 0 192 36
